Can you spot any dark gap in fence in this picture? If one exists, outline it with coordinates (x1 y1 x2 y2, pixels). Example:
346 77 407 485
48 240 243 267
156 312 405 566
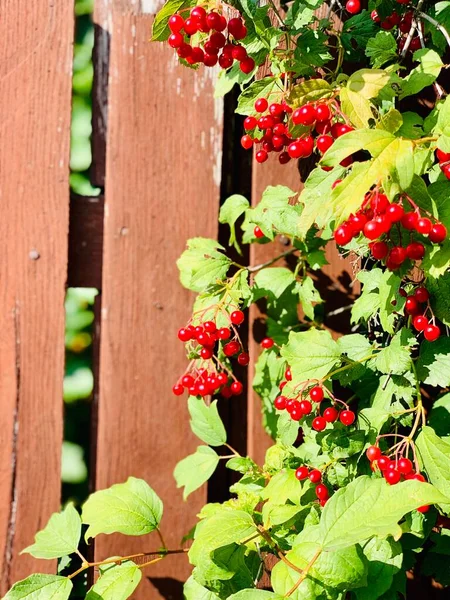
208 86 253 503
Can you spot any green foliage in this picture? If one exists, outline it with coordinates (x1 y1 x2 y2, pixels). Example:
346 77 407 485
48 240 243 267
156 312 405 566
22 504 81 559
174 446 220 499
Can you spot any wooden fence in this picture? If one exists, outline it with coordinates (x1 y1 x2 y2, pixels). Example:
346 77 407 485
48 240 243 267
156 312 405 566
0 2 355 598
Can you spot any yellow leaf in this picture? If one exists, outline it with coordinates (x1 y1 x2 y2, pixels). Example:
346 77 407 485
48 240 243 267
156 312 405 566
348 69 391 99
340 87 374 128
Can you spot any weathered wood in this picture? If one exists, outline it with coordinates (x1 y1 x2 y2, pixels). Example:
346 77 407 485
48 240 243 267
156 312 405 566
92 2 223 597
0 0 74 591
68 194 104 288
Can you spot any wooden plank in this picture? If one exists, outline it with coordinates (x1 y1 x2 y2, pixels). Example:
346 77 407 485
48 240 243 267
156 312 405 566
93 2 223 597
0 1 74 592
68 194 104 288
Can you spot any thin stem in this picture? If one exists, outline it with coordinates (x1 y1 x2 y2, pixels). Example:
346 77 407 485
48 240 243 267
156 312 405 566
156 527 167 551
323 354 378 381
75 549 88 564
225 442 241 457
138 556 164 570
268 0 286 27
247 248 297 273
419 11 450 49
285 549 322 597
401 0 425 57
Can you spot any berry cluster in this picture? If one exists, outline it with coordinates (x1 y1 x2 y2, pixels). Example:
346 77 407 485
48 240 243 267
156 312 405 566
366 445 429 511
241 98 354 166
371 5 426 52
295 465 329 506
168 8 254 72
402 285 441 342
274 379 356 429
173 310 247 398
333 189 447 270
437 148 450 180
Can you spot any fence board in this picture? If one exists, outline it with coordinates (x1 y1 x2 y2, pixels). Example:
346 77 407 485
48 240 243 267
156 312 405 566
93 2 223 597
0 0 73 592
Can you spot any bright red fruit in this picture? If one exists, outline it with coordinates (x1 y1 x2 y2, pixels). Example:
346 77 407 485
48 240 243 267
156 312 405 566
370 241 389 260
416 217 432 235
315 104 331 122
169 14 184 32
340 410 355 426
293 104 316 126
315 484 329 500
334 224 353 246
316 135 334 154
309 469 322 483
172 384 184 396
387 204 404 222
424 324 441 342
295 466 309 480
323 407 338 422
254 226 265 238
224 341 240 356
398 457 413 475
389 246 407 265
274 396 287 410
168 32 184 48
405 296 420 315
366 446 381 461
240 56 255 74
291 407 302 421
241 135 253 150
385 469 401 485
312 416 327 431
414 287 429 303
437 149 450 163
200 347 213 359
310 386 324 402
261 337 274 349
238 352 250 366
300 400 312 415
429 223 447 243
231 381 243 395
417 505 430 513
178 328 192 342
346 0 361 14
406 242 425 261
401 212 418 230
413 315 428 332
377 456 391 470
230 310 245 325
255 98 268 113
217 327 231 340
287 141 305 159
370 193 389 214
244 116 257 130
364 220 383 240
255 149 268 163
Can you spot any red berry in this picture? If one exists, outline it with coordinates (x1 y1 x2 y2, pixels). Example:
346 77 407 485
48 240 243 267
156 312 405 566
178 328 192 342
300 400 312 415
366 446 382 461
292 104 316 126
184 18 199 35
204 53 218 67
310 386 324 402
218 52 233 69
255 98 268 113
413 315 428 332
323 407 338 423
231 381 244 395
370 241 389 260
416 217 432 235
177 43 192 58
406 242 425 261
240 56 254 73
389 246 407 265
370 193 389 214
228 17 246 39
238 352 250 366
256 149 268 163
405 296 420 315
168 32 184 48
274 396 287 410
217 372 228 386
401 212 418 230
346 0 361 14
217 327 231 340
197 332 212 346
244 116 257 130
279 152 291 164
261 337 274 349
437 148 450 163
398 457 413 475
221 386 232 398
316 120 331 134
224 341 240 356
231 45 247 61
295 466 309 481
387 204 404 222
441 164 450 180
285 368 292 381
417 505 430 513
312 416 327 431
413 473 426 482
230 310 245 325
206 11 221 30
315 104 331 122
316 135 334 154
182 374 194 387
288 141 306 159
364 220 383 240
377 456 391 471
309 469 322 483
371 10 380 22
241 134 253 150
331 123 353 138
169 14 184 32
334 224 353 246
269 103 284 117
279 381 287 390
172 383 184 396
385 469 401 485
349 213 368 234
340 410 355 426
429 223 447 244
254 226 265 238
190 47 204 63
191 6 206 21
424 324 441 342
315 483 329 500
414 287 429 303
200 347 213 360
291 407 303 421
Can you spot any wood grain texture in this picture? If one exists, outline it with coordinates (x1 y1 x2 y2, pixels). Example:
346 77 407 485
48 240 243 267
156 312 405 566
93 2 223 597
0 0 73 591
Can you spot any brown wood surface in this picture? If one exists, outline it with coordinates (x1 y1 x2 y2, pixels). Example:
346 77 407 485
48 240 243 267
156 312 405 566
93 2 223 597
0 0 73 592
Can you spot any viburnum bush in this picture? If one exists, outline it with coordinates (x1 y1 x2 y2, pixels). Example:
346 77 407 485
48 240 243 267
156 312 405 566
5 1 450 599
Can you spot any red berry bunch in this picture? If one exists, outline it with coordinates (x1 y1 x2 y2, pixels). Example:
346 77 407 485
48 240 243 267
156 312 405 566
174 309 246 398
371 5 424 51
371 8 401 33
274 383 356 428
366 445 429 510
437 148 450 180
333 189 447 271
168 8 254 72
295 465 329 505
405 285 441 342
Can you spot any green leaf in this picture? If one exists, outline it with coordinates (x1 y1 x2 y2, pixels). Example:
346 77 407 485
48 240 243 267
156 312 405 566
85 561 142 600
281 329 341 383
322 129 395 167
229 591 283 599
365 31 398 68
285 0 322 28
253 351 285 438
151 0 195 41
21 504 81 559
340 87 374 129
428 274 450 325
297 277 322 320
374 329 416 375
347 69 391 99
3 575 72 600
288 79 333 107
177 238 232 292
428 393 450 437
416 337 450 387
416 426 450 507
377 109 403 134
355 538 402 600
236 77 283 115
261 468 302 505
319 476 448 550
378 265 404 334
292 29 332 76
219 195 250 251
243 185 299 240
396 112 424 139
174 446 219 500
82 477 163 541
276 411 300 446
399 49 443 100
320 426 366 459
351 291 381 324
254 268 296 298
184 576 221 599
188 396 227 447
